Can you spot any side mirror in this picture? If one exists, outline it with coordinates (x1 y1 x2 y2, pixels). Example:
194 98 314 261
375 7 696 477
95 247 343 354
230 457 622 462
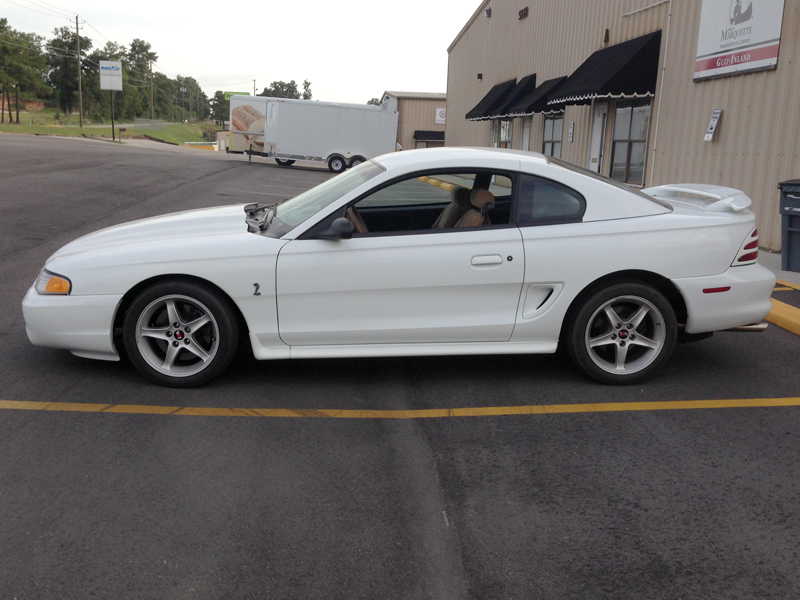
315 217 353 240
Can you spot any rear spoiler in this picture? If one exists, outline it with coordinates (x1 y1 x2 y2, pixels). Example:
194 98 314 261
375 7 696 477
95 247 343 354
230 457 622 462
642 184 752 212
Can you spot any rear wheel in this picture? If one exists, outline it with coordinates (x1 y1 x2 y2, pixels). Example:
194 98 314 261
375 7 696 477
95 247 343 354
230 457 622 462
349 156 366 168
275 158 295 166
567 283 677 385
327 155 346 173
123 281 239 388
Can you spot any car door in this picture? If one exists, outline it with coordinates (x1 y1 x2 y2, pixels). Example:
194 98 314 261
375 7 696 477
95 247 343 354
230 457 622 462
275 171 525 346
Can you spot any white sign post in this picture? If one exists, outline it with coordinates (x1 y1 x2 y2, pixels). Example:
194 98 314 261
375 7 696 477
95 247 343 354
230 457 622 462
99 60 123 140
694 0 786 81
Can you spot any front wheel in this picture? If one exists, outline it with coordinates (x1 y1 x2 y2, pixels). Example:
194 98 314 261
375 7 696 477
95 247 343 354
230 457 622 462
123 281 239 388
566 283 677 385
327 155 346 173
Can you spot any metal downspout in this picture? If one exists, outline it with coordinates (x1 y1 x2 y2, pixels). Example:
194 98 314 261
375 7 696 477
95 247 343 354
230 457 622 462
649 0 673 187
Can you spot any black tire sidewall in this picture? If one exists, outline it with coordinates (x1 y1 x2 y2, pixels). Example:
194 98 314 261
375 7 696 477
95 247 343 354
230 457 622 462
567 282 677 385
328 156 345 173
123 280 239 388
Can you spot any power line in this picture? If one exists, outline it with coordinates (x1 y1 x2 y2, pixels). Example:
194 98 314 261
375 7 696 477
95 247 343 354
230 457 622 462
21 0 75 18
1 0 73 21
3 15 53 34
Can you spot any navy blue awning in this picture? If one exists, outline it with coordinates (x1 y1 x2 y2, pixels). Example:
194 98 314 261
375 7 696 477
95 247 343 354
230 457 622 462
506 77 568 116
465 79 516 121
548 31 662 106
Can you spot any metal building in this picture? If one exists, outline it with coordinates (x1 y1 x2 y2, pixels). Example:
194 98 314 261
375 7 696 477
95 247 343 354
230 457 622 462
445 0 799 250
381 91 447 151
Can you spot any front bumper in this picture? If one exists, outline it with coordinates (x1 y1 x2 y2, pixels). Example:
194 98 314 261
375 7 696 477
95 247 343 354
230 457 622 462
672 263 776 334
22 286 123 361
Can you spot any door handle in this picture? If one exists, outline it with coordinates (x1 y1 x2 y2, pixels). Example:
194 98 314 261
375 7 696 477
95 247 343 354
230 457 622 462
471 255 503 266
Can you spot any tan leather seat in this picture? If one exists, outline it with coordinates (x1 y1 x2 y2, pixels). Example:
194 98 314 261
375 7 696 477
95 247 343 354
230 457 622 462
432 186 472 229
346 206 368 233
454 189 494 228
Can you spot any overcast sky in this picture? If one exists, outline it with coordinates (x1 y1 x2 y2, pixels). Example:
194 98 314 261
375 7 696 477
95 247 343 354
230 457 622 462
2 0 481 103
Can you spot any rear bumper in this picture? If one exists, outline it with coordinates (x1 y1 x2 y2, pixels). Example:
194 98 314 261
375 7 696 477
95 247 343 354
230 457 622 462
672 264 776 334
22 286 122 361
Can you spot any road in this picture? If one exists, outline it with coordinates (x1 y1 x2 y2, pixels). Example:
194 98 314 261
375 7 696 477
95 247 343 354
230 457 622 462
1 134 799 599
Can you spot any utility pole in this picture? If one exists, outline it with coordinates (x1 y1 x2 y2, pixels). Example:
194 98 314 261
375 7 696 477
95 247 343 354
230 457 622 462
149 61 154 121
253 79 256 95
75 15 83 127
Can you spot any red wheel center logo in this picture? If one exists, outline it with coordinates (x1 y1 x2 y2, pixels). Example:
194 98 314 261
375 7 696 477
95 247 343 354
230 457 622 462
619 330 629 339
175 331 185 340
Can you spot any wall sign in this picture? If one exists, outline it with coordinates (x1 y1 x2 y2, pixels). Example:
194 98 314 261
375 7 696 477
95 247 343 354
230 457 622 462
694 0 786 81
435 108 446 125
704 109 723 141
568 121 574 143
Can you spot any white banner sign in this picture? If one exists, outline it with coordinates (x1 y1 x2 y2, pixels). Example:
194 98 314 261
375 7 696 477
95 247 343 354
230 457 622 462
99 60 123 91
435 108 446 125
694 0 785 80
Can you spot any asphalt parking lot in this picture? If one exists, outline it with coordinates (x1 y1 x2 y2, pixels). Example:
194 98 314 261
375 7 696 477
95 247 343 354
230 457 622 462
2 134 800 599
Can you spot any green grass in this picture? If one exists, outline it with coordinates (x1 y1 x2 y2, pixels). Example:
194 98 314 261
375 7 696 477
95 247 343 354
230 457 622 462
0 117 219 145
137 123 211 145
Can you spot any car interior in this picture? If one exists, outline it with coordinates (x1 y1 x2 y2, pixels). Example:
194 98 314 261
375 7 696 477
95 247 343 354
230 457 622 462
344 171 514 235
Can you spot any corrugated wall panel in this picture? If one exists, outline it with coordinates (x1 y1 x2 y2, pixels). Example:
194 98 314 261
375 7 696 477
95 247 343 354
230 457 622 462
447 0 799 249
397 98 447 151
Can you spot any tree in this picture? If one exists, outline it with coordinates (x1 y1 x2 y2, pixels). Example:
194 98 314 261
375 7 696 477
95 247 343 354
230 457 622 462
210 90 229 123
367 97 380 105
47 26 92 116
0 19 49 123
259 80 299 99
302 79 312 100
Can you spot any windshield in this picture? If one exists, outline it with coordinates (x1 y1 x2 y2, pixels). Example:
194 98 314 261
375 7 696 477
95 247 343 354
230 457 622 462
545 156 672 210
262 161 385 238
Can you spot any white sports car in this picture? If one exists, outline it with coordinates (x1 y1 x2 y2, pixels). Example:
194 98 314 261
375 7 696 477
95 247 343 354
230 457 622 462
22 148 775 387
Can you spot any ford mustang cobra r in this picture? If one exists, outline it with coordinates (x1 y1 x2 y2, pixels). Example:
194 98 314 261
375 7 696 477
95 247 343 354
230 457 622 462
22 148 775 387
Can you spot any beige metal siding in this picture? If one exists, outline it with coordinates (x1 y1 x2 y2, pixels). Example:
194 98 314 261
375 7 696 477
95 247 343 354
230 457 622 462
446 0 800 249
396 98 447 151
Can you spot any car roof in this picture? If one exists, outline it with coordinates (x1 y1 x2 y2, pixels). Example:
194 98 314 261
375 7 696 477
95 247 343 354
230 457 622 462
373 147 550 171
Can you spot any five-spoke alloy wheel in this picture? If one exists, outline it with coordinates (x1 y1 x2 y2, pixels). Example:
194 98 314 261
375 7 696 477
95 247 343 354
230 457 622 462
123 281 239 387
567 283 677 385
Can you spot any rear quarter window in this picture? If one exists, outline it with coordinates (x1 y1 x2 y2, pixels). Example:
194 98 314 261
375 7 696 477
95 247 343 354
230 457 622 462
517 174 586 226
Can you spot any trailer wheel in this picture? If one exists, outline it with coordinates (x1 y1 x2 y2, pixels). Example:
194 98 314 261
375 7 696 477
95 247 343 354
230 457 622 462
275 158 295 166
349 156 366 168
328 156 346 173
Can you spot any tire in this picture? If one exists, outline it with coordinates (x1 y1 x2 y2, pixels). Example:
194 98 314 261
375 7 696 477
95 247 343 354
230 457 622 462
349 156 366 168
327 155 346 173
566 283 677 385
123 280 239 388
275 158 295 166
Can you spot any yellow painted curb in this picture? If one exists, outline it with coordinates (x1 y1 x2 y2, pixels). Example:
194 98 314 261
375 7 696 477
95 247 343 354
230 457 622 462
766 299 800 336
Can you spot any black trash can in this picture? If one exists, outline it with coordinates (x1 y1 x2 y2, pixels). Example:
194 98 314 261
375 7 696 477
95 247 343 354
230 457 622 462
779 179 800 272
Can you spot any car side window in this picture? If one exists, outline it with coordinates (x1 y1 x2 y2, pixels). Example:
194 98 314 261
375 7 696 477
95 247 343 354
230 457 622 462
348 171 513 235
516 173 585 226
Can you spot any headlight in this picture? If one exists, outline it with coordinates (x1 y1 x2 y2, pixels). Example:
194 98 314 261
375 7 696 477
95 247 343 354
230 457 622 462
35 269 72 295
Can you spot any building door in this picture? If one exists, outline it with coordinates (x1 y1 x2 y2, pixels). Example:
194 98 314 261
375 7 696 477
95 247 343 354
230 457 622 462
588 102 608 173
522 116 531 151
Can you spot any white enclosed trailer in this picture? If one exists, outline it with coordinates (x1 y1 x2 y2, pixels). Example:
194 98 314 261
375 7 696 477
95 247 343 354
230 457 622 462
229 95 399 172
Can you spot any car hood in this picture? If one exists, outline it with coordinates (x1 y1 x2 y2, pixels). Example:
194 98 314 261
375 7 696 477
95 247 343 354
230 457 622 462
50 205 249 260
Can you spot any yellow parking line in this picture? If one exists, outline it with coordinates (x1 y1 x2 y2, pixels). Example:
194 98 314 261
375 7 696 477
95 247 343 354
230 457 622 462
776 279 800 291
1 397 799 419
774 286 794 291
766 299 800 336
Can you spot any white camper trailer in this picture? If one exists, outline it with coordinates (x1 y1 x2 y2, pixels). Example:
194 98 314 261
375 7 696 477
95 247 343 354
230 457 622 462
229 95 399 172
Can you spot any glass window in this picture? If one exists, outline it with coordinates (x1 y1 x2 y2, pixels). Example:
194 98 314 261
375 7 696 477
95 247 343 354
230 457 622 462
609 99 651 186
517 173 585 225
348 171 514 235
542 112 564 158
266 160 385 237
